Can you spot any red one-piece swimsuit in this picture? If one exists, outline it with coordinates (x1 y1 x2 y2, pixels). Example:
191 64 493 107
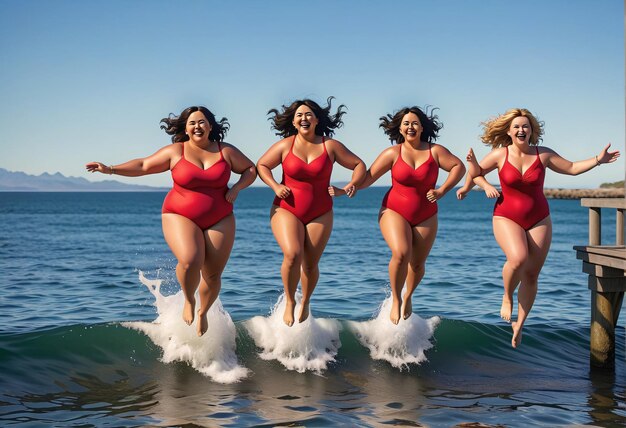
273 136 333 224
381 143 439 226
493 146 549 230
162 142 233 229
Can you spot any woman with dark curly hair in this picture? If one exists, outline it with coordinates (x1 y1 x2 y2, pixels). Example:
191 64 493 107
257 97 366 326
86 106 256 336
459 108 620 348
333 106 465 324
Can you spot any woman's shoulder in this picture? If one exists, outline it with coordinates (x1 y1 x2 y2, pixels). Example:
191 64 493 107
490 146 507 156
160 142 183 155
323 136 341 147
536 145 556 154
274 136 294 148
429 142 447 153
218 141 235 151
377 144 401 161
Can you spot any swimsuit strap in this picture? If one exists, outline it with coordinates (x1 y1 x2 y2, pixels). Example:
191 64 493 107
181 141 186 159
290 135 297 153
322 136 326 153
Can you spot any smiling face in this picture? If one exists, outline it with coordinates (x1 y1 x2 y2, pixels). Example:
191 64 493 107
186 111 212 142
507 116 532 145
292 104 319 136
399 112 423 144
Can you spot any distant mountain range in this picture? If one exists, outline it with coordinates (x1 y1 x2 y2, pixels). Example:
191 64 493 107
0 168 167 192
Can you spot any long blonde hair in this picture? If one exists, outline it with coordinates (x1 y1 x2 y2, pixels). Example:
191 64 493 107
481 108 544 148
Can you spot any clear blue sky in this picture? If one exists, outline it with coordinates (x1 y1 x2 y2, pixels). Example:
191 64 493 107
1 0 623 188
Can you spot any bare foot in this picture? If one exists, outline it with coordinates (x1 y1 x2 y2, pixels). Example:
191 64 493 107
390 298 401 325
197 310 208 337
283 300 295 327
298 300 310 323
511 321 522 348
401 295 413 320
500 294 513 323
183 298 196 325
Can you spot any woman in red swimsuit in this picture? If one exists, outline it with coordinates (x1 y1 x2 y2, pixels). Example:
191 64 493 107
333 106 465 325
459 108 620 348
86 106 256 336
257 97 366 327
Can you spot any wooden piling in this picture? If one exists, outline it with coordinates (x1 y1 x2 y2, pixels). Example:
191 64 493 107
574 198 626 370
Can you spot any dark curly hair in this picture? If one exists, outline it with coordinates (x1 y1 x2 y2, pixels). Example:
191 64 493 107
379 106 442 145
160 106 229 143
267 96 347 138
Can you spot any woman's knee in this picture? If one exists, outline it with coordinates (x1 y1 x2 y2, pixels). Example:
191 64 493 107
505 254 526 271
301 262 319 276
522 269 540 285
177 256 203 273
201 268 223 283
390 249 410 266
409 262 425 275
282 249 302 268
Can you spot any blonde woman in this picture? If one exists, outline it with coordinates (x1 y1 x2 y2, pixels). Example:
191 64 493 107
458 108 620 348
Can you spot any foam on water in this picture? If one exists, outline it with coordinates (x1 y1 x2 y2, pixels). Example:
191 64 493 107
348 296 440 369
244 293 341 374
123 271 249 383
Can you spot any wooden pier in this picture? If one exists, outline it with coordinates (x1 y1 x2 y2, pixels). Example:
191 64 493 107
574 198 626 369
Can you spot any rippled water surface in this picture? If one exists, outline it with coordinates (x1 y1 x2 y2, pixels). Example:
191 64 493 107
0 190 624 427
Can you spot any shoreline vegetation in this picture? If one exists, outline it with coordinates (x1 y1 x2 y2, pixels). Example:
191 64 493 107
544 180 623 199
543 187 624 199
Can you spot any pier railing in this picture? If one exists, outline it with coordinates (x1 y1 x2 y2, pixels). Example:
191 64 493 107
573 198 626 369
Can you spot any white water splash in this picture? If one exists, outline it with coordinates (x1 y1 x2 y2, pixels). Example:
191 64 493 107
244 293 341 374
123 271 249 383
348 296 440 369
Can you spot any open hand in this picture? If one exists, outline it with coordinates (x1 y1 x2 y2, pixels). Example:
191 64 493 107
598 143 621 164
85 162 110 174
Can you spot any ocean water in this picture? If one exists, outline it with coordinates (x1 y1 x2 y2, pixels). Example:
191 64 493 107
0 189 625 427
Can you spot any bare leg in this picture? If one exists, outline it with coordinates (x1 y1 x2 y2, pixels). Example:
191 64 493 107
299 210 333 323
379 209 412 325
403 215 438 320
493 217 529 323
162 214 205 326
270 207 305 326
196 214 236 337
512 217 552 348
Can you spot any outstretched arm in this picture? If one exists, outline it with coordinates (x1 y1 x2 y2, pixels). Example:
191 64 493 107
223 144 257 203
546 143 620 175
85 145 175 177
